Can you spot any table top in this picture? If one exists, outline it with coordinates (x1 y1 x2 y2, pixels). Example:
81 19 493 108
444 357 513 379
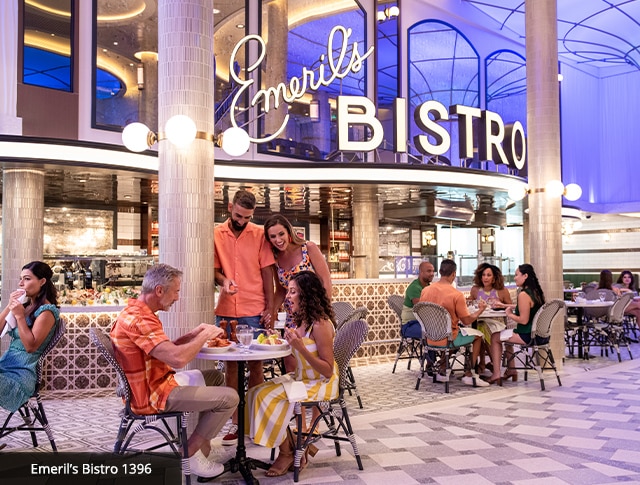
563 288 583 293
480 309 507 318
565 300 614 308
197 345 291 361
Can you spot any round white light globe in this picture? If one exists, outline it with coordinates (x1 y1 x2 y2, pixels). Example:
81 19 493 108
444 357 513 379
165 115 197 148
508 184 527 201
546 179 565 198
564 183 582 201
221 127 251 157
122 122 152 152
429 238 437 247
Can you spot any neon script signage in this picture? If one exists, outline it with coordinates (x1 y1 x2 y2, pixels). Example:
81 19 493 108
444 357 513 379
229 25 374 143
229 25 526 170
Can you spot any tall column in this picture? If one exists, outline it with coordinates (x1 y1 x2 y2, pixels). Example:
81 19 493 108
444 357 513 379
525 0 564 364
157 0 215 362
2 168 45 354
0 0 21 135
352 186 379 279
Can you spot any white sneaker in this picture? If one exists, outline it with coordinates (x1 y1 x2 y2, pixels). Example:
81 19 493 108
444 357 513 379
189 450 224 478
435 373 449 382
462 375 489 387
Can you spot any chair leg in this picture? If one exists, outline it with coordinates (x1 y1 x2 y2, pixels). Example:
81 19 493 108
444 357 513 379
338 398 363 471
179 413 191 485
34 397 56 451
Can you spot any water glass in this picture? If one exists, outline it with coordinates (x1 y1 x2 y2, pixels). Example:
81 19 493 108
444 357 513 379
236 325 253 353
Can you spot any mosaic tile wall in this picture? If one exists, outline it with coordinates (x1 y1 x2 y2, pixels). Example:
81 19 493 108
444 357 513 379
40 280 500 390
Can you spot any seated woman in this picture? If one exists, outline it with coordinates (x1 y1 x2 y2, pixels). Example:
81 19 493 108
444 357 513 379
488 264 544 385
0 261 60 414
469 263 512 377
616 270 640 323
247 271 339 477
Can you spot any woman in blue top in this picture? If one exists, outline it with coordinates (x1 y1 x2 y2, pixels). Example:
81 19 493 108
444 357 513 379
0 261 59 413
487 264 544 385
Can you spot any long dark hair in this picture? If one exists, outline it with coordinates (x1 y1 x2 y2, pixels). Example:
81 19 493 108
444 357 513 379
598 269 614 290
617 270 636 292
472 263 505 290
289 271 334 329
517 263 545 306
22 261 58 323
264 214 305 256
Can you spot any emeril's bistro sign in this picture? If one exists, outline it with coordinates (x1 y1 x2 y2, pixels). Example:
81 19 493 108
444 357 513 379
228 25 526 170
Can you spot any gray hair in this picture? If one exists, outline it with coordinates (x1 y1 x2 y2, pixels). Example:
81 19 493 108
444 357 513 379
141 264 183 294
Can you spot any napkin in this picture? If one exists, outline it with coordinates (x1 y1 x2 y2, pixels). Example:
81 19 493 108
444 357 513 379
459 327 483 337
271 374 308 402
1 292 28 338
174 369 206 387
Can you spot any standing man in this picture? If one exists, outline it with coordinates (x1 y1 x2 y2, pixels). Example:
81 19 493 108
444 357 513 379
111 264 238 479
401 261 435 338
214 189 275 446
419 259 489 387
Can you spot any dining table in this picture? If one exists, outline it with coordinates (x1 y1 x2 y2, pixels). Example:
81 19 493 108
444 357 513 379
197 343 292 484
565 300 614 359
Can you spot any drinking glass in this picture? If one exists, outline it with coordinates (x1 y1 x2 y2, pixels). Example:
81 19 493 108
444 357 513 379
236 325 253 353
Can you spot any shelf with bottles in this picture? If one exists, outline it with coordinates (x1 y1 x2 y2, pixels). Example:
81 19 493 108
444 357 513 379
330 230 350 241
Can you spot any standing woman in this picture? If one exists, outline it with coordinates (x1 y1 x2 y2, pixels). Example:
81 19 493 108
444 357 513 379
247 271 338 477
0 261 60 413
264 214 333 323
488 264 544 385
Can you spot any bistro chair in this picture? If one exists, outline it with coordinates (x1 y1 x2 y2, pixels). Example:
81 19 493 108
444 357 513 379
504 299 565 391
585 292 634 362
0 318 66 451
89 327 192 485
412 302 477 393
583 288 617 321
332 301 355 329
388 294 423 373
290 318 367 482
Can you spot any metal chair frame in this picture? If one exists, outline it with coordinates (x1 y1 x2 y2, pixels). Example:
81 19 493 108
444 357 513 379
584 292 634 362
388 294 423 373
89 327 191 485
0 318 66 450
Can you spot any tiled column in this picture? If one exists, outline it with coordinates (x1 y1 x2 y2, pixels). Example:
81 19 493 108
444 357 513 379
525 0 564 365
157 0 215 360
352 186 379 279
1 169 45 352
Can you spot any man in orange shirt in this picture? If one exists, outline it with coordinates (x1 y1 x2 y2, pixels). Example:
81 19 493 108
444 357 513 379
214 189 276 445
111 264 238 479
419 259 489 387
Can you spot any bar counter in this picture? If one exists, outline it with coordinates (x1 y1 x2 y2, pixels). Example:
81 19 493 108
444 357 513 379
40 279 505 391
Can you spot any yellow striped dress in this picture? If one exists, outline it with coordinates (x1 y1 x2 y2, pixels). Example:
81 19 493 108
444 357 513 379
248 324 339 448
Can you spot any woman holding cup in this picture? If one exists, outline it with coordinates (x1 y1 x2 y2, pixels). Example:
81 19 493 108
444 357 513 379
0 261 60 413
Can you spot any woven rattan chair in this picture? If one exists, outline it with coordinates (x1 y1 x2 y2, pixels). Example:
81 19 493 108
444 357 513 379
412 302 478 393
388 294 423 373
290 318 367 482
332 301 355 329
585 292 634 362
0 318 66 450
89 327 192 485
504 299 565 390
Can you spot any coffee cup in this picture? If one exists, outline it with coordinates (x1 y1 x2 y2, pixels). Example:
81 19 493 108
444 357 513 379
277 312 287 322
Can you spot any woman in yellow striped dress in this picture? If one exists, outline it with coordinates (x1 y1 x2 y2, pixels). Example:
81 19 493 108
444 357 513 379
248 271 339 477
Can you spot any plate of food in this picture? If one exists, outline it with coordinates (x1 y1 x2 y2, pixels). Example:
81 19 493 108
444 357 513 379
201 338 235 354
251 333 289 350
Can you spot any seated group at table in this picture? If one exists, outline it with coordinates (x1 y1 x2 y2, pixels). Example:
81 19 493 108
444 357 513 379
412 259 547 387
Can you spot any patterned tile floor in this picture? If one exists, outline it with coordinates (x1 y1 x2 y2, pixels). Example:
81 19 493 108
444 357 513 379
4 348 640 485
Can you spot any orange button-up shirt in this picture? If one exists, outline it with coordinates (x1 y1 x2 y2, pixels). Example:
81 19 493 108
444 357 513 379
110 299 178 414
419 282 470 345
214 220 275 318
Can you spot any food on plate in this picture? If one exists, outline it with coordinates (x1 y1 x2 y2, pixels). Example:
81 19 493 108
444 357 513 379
206 337 232 348
256 333 285 345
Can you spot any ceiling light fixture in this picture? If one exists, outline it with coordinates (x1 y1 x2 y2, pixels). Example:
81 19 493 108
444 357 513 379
508 180 582 202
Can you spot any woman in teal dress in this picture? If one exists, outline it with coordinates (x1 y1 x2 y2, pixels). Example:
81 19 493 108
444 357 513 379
0 261 59 413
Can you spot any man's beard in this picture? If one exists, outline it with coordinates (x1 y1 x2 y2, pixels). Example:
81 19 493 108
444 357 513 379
231 219 247 232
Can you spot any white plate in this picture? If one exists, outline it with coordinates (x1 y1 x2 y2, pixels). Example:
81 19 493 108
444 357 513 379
251 339 290 351
201 342 236 354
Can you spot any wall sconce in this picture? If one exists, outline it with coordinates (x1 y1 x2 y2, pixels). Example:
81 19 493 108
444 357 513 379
508 180 582 202
309 100 320 121
122 116 250 157
378 4 399 22
137 64 144 90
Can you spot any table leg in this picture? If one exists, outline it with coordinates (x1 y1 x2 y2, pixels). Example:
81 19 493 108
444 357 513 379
576 308 585 359
203 360 270 484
